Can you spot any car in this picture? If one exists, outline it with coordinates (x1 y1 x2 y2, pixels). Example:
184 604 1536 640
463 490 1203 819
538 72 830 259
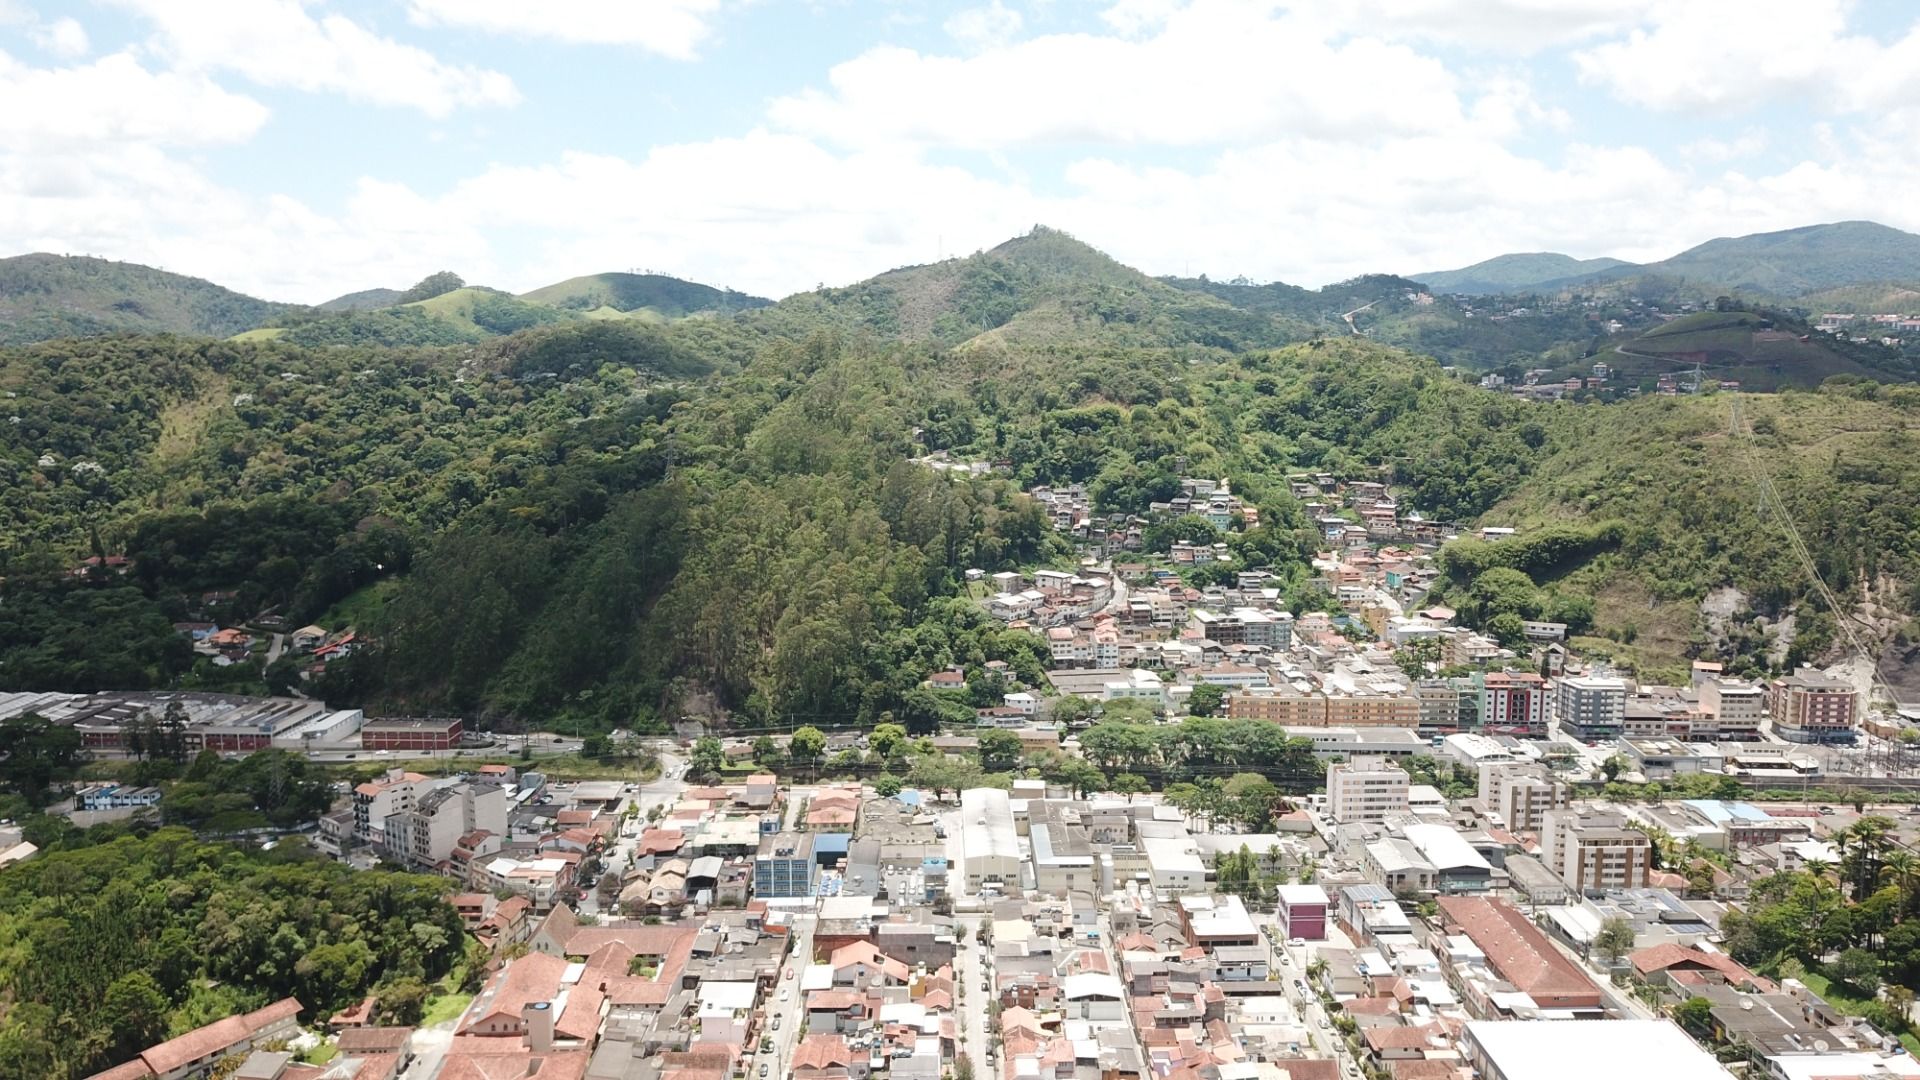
759 1066 769 1078
1287 938 1305 948
981 981 990 992
1280 954 1291 965
784 969 794 980
1819 806 1835 815
779 988 790 1002
1318 1018 1330 1030
771 1015 781 1030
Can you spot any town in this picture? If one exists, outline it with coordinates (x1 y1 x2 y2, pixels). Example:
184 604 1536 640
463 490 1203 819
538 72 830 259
4 461 1910 1080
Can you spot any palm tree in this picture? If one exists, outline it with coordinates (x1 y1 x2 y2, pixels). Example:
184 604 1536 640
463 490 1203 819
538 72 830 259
1883 850 1920 915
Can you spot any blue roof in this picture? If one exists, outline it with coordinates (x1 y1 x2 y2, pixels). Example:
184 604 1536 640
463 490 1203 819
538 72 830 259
812 833 852 854
895 790 924 807
922 856 948 869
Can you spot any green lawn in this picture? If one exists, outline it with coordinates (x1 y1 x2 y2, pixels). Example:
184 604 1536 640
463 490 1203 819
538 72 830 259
1796 971 1920 1055
421 990 474 1027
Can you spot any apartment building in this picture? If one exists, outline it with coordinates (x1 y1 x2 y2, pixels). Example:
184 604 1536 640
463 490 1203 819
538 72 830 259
1697 677 1767 740
1540 809 1652 893
1328 757 1411 823
351 768 428 846
1768 669 1859 744
384 781 511 869
1552 675 1628 741
1477 762 1570 833
1481 672 1548 736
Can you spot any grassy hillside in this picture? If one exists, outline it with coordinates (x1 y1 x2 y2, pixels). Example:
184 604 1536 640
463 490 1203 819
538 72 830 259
317 287 404 312
0 254 289 344
518 272 770 318
1594 308 1913 389
1412 252 1632 295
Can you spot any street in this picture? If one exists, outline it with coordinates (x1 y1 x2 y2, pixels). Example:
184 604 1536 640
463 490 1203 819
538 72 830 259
578 748 687 917
766 914 816 1076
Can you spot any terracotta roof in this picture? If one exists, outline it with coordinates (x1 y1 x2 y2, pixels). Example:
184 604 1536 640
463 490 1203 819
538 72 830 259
806 990 866 1011
438 1050 590 1080
130 998 302 1078
1275 1060 1340 1080
461 952 569 1033
85 1062 154 1080
1630 943 1775 991
829 941 910 982
555 984 605 1041
1364 1023 1450 1053
1388 1062 1463 1080
1435 896 1601 1005
793 1035 853 1071
337 1028 414 1053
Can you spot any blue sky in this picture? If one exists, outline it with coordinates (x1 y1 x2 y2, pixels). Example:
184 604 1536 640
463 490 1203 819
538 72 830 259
2 0 1917 302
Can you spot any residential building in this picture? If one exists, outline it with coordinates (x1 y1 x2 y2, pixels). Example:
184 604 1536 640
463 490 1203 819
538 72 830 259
351 769 428 846
1327 757 1410 823
383 781 509 869
1477 762 1570 832
1553 675 1628 740
754 832 816 898
1481 672 1548 736
1768 669 1859 744
1541 809 1652 893
1698 677 1766 739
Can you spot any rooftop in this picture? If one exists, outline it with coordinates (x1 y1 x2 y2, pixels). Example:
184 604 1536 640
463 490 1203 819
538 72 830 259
1463 1019 1729 1080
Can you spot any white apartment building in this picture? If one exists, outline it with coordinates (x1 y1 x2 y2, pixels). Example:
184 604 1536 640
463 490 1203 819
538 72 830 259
1477 762 1571 832
1553 675 1629 740
1327 757 1411 823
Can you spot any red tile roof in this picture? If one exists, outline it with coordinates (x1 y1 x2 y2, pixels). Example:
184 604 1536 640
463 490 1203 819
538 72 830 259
1630 943 1775 992
1435 896 1602 1007
461 953 568 1034
113 998 302 1078
792 1034 853 1071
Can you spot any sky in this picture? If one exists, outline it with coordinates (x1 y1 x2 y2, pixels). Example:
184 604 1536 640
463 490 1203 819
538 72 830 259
3 0 1919 303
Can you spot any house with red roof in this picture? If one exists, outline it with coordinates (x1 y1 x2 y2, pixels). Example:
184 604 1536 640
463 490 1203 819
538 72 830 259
828 940 910 989
1630 943 1775 994
83 999 302 1080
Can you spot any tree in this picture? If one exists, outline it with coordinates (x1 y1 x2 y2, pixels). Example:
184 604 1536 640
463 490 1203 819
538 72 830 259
1672 996 1714 1038
1600 755 1627 782
789 726 826 765
375 977 431 1026
870 722 907 759
396 270 465 303
1593 916 1635 965
752 735 781 768
977 729 1024 772
1187 683 1226 718
1112 773 1150 800
581 733 612 759
874 774 903 798
1831 947 1882 996
954 1052 975 1080
689 737 724 778
100 972 170 1063
1222 773 1280 831
1050 696 1095 726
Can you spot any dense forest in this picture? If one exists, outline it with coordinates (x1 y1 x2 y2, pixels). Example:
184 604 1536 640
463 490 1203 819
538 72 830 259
0 828 465 1078
3 229 1920 729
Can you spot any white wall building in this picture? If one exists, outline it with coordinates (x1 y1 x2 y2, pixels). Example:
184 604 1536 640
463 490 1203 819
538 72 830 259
1327 757 1411 823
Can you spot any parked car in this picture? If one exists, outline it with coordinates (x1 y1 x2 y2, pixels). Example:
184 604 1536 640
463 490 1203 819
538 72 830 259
759 1066 769 1078
772 1015 781 1030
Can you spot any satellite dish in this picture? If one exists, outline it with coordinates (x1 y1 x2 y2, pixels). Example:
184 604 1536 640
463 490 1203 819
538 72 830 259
1741 999 1755 1010
1812 1040 1829 1052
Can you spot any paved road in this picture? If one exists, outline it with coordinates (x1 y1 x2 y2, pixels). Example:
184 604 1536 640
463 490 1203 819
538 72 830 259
954 921 994 1076
580 749 686 917
1269 931 1359 1076
765 915 816 1077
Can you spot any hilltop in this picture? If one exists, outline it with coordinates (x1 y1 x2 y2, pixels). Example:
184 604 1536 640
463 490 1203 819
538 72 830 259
1581 307 1917 390
764 226 1314 351
316 287 404 312
0 254 290 344
1413 252 1631 295
518 271 770 319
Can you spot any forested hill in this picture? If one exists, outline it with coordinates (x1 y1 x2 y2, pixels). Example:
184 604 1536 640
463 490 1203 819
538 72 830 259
2 228 1919 727
0 254 291 345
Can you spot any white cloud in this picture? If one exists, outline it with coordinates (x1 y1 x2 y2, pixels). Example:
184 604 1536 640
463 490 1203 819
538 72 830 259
1286 0 1658 52
945 2 1024 52
30 16 88 58
0 50 267 151
1573 0 1920 112
110 0 518 116
770 3 1539 150
406 0 723 61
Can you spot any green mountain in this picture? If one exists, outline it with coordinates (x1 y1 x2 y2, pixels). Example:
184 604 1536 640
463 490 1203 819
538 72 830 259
0 254 290 345
519 271 770 318
316 287 404 312
765 226 1315 351
1412 253 1632 295
1634 221 1920 297
2 227 1918 727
